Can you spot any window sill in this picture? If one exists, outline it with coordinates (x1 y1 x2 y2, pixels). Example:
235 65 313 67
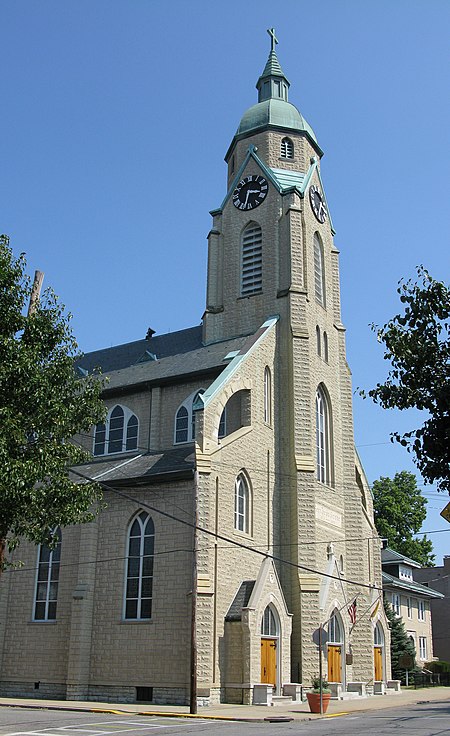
29 620 57 624
121 618 153 624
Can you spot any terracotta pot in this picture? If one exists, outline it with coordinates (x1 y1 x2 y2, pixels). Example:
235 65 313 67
306 691 331 713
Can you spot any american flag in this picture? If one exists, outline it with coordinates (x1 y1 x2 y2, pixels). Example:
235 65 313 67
348 599 357 624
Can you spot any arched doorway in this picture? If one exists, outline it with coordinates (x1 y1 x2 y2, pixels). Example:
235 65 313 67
261 605 279 691
374 623 384 681
327 611 344 683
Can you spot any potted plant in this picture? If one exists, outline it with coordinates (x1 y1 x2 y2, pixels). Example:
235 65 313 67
306 676 331 713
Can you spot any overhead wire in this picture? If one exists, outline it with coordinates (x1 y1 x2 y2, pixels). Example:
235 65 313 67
69 465 383 593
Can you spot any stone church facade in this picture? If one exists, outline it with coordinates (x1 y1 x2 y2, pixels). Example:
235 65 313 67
0 35 390 705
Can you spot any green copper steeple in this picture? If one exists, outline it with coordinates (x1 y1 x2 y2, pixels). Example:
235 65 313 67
256 28 290 103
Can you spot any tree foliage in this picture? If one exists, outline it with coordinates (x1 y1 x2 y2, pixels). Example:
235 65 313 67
0 235 105 567
366 267 450 493
384 599 416 681
373 471 434 565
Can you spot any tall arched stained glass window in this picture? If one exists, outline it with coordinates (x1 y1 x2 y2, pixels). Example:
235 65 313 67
124 512 154 620
316 385 332 485
33 528 62 621
234 472 251 534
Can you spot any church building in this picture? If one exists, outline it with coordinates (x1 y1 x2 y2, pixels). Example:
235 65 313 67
0 32 391 706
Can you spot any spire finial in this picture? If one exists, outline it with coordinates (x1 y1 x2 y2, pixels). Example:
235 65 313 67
267 27 278 53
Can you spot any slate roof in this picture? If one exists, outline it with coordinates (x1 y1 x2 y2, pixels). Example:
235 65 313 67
76 327 249 394
381 547 422 569
225 580 256 621
70 446 195 487
77 325 204 374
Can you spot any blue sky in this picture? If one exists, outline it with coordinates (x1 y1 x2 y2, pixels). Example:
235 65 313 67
1 0 449 564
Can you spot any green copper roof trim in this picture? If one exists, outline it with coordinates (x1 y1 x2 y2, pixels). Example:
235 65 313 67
214 145 283 214
198 316 279 410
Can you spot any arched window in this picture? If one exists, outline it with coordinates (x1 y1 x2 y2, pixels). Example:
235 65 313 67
124 512 154 620
234 472 251 534
241 223 262 295
374 622 384 646
316 325 321 357
174 390 205 444
93 405 139 456
264 366 272 425
175 405 189 443
261 605 279 636
328 611 343 643
280 137 294 159
316 385 332 485
323 331 329 362
33 528 62 621
313 233 326 307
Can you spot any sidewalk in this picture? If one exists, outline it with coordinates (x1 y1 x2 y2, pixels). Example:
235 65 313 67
0 687 448 722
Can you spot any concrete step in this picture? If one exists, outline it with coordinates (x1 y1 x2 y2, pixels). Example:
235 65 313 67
271 696 295 706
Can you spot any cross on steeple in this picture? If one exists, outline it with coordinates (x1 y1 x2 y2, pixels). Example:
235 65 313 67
267 27 278 52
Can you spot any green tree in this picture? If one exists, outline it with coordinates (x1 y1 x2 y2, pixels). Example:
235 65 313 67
0 235 105 570
384 599 416 682
366 267 450 493
373 471 434 565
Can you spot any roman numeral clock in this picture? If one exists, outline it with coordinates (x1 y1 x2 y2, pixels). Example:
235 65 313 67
232 175 268 210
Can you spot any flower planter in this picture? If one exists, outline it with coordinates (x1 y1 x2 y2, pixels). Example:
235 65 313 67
306 691 331 713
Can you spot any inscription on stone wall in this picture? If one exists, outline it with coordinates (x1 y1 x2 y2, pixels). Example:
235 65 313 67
315 504 342 528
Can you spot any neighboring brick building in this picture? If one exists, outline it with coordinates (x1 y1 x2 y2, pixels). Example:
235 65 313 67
381 548 444 665
0 34 390 705
414 556 450 663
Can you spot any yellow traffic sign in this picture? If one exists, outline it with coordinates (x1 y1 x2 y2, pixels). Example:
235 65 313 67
440 501 450 524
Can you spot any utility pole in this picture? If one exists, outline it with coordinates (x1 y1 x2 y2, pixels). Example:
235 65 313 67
27 270 44 316
189 470 199 714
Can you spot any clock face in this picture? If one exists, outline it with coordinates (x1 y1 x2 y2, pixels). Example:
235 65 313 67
232 175 268 211
309 185 328 223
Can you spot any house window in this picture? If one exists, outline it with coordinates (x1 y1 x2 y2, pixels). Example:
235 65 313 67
124 512 154 620
392 592 400 616
280 137 294 159
33 528 62 621
93 405 139 456
313 233 326 307
264 366 272 425
407 596 412 618
419 636 427 660
316 385 332 485
234 472 251 534
418 600 425 621
241 223 262 295
174 390 205 444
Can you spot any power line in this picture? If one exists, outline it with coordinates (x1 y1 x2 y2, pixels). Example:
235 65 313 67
70 465 383 593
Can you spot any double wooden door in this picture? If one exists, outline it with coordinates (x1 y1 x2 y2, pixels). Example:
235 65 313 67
261 638 277 686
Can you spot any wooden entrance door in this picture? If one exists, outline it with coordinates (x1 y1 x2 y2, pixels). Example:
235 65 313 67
374 646 383 680
327 645 342 682
261 638 277 685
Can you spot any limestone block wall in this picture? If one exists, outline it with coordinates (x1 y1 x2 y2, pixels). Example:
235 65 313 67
0 527 80 697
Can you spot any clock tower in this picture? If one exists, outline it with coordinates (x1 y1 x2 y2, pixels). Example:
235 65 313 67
201 30 386 692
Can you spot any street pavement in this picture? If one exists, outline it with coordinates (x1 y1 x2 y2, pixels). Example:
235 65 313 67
0 686 448 722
